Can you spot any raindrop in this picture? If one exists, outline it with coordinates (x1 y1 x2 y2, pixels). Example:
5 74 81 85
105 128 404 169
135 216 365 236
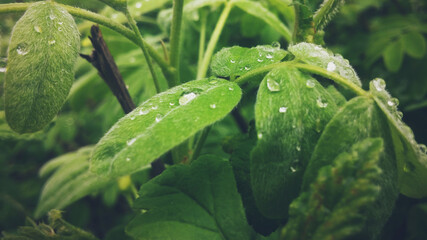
419 144 427 154
135 2 142 8
326 61 336 72
16 43 29 55
138 109 149 115
387 98 399 107
289 159 300 173
179 92 197 105
296 145 301 151
396 111 403 119
257 133 263 139
244 66 250 71
130 116 136 120
230 59 236 63
58 27 63 31
279 107 288 113
266 53 273 59
403 162 415 173
151 105 158 110
49 14 56 20
210 104 217 109
209 80 218 84
316 98 328 108
0 67 5 73
127 138 137 146
169 102 175 106
48 40 56 45
266 78 281 92
58 22 63 25
228 87 234 91
34 26 42 33
155 114 163 122
126 158 131 162
271 41 281 49
257 58 263 62
306 79 315 88
372 78 386 91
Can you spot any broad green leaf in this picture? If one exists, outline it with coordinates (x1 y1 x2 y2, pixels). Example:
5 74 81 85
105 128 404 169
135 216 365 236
210 45 287 78
126 155 254 240
288 42 362 87
4 2 80 133
282 138 383 240
383 40 404 72
369 78 427 198
90 79 242 177
402 32 426 59
251 66 339 219
233 0 292 41
35 146 114 218
302 96 399 239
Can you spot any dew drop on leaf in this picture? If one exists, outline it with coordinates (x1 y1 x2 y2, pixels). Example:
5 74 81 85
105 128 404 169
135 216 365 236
271 41 281 49
34 26 42 33
244 66 251 71
403 162 416 173
306 79 315 88
151 105 158 110
266 53 273 59
169 102 175 106
289 159 300 173
179 92 197 105
126 158 131 162
210 104 217 109
48 40 56 45
266 78 281 92
326 61 336 71
49 14 56 20
155 114 163 122
229 87 234 91
138 109 149 115
296 145 301 151
387 98 399 107
257 58 264 62
230 59 235 63
372 78 386 91
127 138 137 146
279 107 288 113
16 43 29 55
419 144 427 154
257 133 263 139
135 2 142 8
316 98 328 108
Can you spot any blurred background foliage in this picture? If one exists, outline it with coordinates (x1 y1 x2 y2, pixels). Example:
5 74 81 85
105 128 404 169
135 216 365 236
0 0 426 239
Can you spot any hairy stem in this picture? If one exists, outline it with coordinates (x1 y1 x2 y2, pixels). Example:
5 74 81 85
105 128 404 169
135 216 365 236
169 0 185 86
125 9 161 93
190 126 211 162
197 10 208 77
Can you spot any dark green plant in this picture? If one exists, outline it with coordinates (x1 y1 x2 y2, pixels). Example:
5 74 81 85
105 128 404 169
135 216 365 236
1 0 427 239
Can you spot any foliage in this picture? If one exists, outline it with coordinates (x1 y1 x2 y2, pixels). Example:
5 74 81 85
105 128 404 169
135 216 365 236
1 0 427 239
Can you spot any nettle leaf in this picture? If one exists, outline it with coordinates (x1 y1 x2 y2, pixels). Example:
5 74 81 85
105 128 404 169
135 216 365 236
91 79 242 177
210 45 286 78
126 155 254 240
4 2 80 133
233 0 291 41
282 138 383 240
250 66 338 219
36 146 114 218
401 32 426 59
383 40 404 72
369 78 427 198
302 96 399 239
288 42 362 87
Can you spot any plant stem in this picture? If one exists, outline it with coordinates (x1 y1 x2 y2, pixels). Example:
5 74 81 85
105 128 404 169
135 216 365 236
125 9 161 93
197 1 233 79
0 3 173 80
190 126 211 162
169 0 185 86
197 10 208 76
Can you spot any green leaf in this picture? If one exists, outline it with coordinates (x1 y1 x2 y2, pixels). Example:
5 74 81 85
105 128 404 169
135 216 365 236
383 40 404 72
210 45 287 78
184 0 226 12
233 0 292 41
402 32 426 59
250 66 339 219
288 42 362 87
282 138 383 240
35 146 114 218
4 2 80 133
302 96 399 239
90 79 242 177
369 78 427 198
126 155 254 240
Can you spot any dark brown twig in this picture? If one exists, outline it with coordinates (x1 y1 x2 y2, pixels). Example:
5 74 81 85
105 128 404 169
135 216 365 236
80 25 135 114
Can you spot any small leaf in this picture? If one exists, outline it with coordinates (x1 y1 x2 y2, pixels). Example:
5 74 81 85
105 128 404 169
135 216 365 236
288 42 362 87
90 79 242 177
4 2 80 133
126 155 254 240
369 79 427 198
302 96 399 239
233 0 292 41
383 40 404 72
210 45 287 78
35 146 114 218
401 32 426 59
251 66 339 219
282 138 383 240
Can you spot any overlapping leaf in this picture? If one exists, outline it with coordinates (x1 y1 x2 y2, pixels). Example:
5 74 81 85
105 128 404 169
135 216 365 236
90 79 242 177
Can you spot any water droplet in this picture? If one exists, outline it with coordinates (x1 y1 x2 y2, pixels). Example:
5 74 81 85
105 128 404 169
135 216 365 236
419 144 427 154
271 41 281 48
138 109 149 115
230 59 235 63
0 67 5 73
387 98 399 107
279 107 288 113
396 111 403 119
58 27 63 31
179 92 197 105
257 58 264 62
306 79 315 88
48 40 56 45
126 158 131 162
228 87 234 91
151 105 158 110
169 102 175 106
155 114 162 122
127 138 137 146
403 162 415 173
210 104 216 109
130 116 136 120
16 43 29 55
34 26 42 33
135 2 142 8
372 78 386 91
266 78 281 92
266 53 273 59
257 133 263 139
209 80 218 84
58 22 63 25
289 159 300 173
296 145 301 151
244 66 250 71
314 46 322 50
316 98 328 108
49 14 56 20
326 61 336 72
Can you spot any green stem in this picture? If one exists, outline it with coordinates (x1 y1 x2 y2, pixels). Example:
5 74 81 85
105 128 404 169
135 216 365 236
190 126 211 162
197 1 233 79
197 10 208 77
0 2 173 80
169 0 185 86
125 9 161 93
